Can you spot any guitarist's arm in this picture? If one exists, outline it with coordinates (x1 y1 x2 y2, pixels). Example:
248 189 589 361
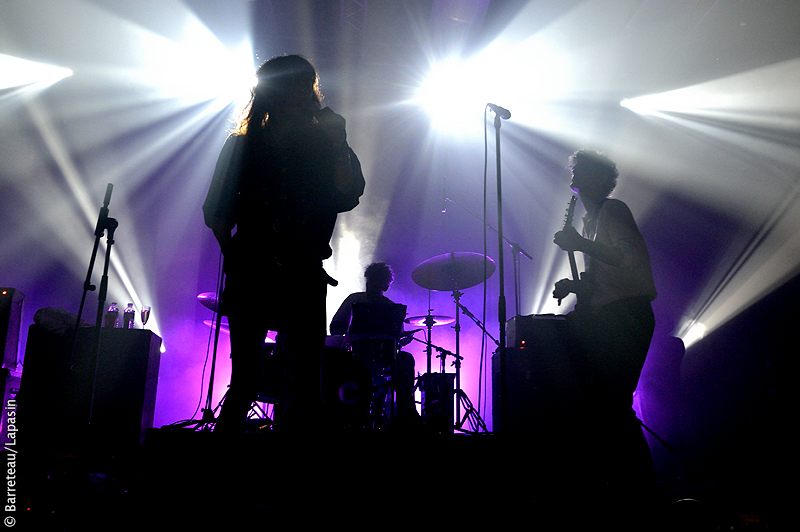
554 225 624 267
553 224 624 304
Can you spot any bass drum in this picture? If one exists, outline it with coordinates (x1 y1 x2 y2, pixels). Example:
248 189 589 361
320 346 372 429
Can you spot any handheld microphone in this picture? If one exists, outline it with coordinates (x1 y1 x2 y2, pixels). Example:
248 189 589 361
487 103 511 120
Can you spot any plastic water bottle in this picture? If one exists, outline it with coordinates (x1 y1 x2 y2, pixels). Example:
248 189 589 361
123 303 136 329
105 302 120 328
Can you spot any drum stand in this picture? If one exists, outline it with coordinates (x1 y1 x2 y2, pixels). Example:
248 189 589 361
448 290 487 433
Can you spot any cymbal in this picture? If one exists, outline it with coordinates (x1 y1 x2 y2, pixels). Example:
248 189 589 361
411 252 496 291
197 292 221 312
202 320 277 343
203 319 229 334
404 315 455 327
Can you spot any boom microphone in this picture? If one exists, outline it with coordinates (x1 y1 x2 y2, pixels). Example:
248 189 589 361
487 103 511 120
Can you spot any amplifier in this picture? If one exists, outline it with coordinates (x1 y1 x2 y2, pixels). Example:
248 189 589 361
0 288 24 369
17 324 161 458
494 314 587 435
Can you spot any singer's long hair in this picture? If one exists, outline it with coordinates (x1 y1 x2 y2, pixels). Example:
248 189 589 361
234 54 323 136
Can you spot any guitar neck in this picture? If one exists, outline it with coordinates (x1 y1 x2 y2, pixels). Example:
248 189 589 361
563 195 581 283
567 250 579 283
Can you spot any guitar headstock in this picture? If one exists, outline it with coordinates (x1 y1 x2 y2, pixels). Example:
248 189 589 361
563 195 577 229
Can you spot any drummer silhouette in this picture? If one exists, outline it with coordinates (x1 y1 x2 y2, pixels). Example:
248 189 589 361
330 262 418 423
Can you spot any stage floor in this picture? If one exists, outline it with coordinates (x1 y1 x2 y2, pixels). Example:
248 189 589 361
14 428 780 531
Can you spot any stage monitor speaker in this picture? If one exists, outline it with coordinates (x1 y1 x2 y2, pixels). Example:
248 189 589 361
18 324 161 458
493 315 586 436
0 288 24 369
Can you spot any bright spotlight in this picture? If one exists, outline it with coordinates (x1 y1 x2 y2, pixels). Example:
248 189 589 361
619 89 715 116
416 37 568 134
0 54 72 90
680 322 706 349
620 97 659 115
416 57 492 134
137 35 255 109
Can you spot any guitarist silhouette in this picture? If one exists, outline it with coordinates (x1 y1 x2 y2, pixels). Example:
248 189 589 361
551 149 659 527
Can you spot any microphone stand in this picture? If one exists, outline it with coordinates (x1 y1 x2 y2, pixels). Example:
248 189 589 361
491 107 509 434
70 183 113 367
457 300 499 347
444 196 533 315
88 193 119 429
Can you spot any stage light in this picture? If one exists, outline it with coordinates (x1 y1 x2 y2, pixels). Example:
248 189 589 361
620 58 800 345
415 35 568 136
0 53 72 90
137 29 255 110
325 229 363 331
680 322 706 349
415 57 491 135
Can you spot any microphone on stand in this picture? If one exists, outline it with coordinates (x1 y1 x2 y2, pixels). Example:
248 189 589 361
487 103 511 120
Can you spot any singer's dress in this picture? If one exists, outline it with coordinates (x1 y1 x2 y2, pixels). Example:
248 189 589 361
203 121 365 430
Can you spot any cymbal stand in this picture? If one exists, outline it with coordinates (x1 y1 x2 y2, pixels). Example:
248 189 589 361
457 300 499 348
422 310 437 375
448 289 489 432
407 335 454 361
451 289 463 424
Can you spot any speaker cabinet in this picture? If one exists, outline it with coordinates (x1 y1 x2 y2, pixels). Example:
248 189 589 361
18 324 161 458
493 315 586 436
0 288 24 369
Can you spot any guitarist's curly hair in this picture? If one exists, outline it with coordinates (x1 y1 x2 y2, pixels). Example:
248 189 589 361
569 149 619 198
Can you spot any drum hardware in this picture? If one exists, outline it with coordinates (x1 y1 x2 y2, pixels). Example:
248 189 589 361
404 313 452 376
325 329 422 429
398 328 422 347
411 252 496 432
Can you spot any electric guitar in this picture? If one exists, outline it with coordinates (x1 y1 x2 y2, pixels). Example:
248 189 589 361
559 195 581 305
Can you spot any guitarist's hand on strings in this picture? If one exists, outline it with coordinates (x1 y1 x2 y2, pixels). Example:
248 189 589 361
552 278 576 302
553 225 585 253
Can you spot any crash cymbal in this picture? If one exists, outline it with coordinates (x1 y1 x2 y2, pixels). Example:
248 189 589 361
202 319 277 343
404 315 455 327
197 292 221 312
411 252 496 291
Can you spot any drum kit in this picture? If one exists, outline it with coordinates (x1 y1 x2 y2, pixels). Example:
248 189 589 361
195 251 496 433
407 251 495 433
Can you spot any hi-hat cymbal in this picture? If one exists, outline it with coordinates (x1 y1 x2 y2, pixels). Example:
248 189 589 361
404 315 455 327
197 292 221 312
411 252 496 291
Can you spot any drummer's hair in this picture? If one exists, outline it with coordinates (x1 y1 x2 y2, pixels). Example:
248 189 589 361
365 262 394 286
